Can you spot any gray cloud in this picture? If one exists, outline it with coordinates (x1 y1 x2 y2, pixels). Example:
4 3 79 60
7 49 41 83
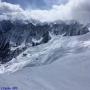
70 0 90 23
2 0 65 9
2 0 47 9
0 0 90 24
0 2 31 21
30 0 90 24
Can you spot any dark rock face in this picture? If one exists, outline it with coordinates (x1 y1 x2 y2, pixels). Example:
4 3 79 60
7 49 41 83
0 20 89 63
50 22 89 36
0 33 10 63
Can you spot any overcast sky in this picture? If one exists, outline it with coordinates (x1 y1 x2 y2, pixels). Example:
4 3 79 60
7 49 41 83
2 0 68 9
0 0 90 24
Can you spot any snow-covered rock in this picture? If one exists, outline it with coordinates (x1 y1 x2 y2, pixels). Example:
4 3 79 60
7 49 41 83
0 20 89 63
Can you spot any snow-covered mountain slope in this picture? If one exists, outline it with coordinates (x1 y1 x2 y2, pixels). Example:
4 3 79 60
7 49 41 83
0 32 90 90
0 31 90 73
0 20 89 63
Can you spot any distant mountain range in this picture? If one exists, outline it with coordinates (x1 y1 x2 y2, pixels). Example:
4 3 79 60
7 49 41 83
0 19 89 63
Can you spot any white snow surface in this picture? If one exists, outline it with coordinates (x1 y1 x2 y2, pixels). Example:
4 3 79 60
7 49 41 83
0 32 90 90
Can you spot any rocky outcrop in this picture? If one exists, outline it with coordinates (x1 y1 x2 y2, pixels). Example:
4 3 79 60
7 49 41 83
0 20 89 63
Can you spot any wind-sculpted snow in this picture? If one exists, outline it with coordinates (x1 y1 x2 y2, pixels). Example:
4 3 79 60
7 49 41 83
0 32 90 73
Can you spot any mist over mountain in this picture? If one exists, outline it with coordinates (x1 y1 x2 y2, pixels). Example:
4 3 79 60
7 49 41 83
0 0 90 24
0 1 90 90
0 0 90 68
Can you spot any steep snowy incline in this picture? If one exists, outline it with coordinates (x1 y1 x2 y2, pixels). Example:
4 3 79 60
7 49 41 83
0 32 90 73
0 33 90 90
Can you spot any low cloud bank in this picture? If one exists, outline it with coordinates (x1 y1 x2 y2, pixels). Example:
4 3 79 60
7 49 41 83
0 0 90 24
30 0 90 23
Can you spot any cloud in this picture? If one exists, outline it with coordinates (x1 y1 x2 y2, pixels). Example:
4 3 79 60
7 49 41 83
0 2 31 21
2 0 48 9
70 0 90 24
0 0 90 24
30 0 90 23
2 0 67 9
30 3 72 22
